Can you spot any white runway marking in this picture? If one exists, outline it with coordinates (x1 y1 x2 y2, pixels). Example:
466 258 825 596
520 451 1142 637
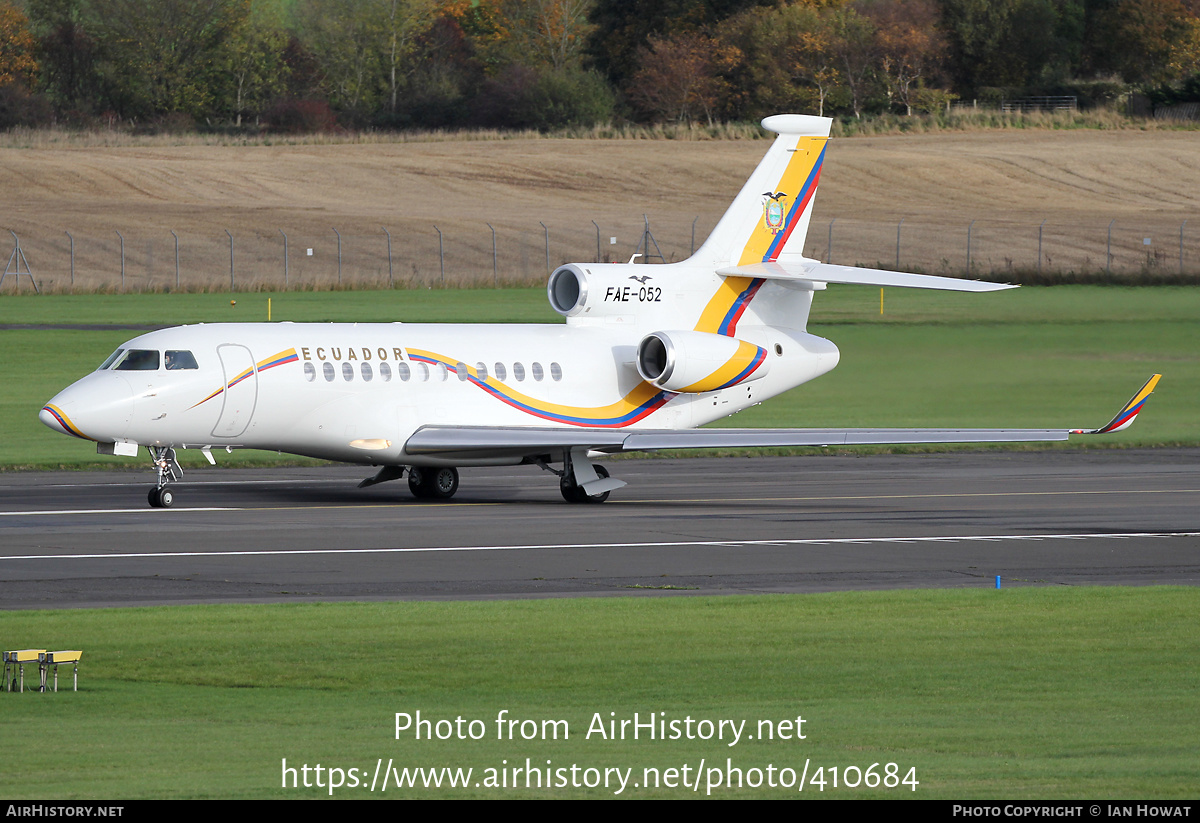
1 532 1196 562
0 508 239 516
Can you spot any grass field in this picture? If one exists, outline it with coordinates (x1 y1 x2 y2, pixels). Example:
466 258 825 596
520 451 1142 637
3 285 1197 799
5 284 1197 469
1 589 1196 799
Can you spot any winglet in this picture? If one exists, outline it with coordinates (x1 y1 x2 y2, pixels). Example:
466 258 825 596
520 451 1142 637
1073 374 1161 434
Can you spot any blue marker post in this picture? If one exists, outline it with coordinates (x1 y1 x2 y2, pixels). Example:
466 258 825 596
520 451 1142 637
995 575 1002 589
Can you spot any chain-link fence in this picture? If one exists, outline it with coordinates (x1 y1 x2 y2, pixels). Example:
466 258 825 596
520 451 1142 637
2 215 1196 293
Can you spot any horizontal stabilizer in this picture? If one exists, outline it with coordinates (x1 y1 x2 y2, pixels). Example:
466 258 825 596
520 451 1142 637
717 260 1016 292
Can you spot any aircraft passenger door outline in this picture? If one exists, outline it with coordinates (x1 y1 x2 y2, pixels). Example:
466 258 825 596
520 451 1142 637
211 344 258 438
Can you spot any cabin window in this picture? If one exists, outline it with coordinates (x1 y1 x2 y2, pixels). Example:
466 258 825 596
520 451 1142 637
494 362 507 381
323 362 335 382
531 362 544 382
513 362 525 382
361 362 373 382
114 349 160 371
395 362 409 381
165 350 198 370
436 363 449 382
380 362 393 382
415 362 429 381
455 362 469 381
98 349 125 370
303 362 316 382
475 362 488 381
550 362 562 381
342 362 354 382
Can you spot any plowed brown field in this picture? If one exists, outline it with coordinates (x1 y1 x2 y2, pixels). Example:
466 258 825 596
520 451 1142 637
0 129 1196 290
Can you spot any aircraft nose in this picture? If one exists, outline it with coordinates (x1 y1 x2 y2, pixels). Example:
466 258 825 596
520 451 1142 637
39 403 85 438
40 373 135 442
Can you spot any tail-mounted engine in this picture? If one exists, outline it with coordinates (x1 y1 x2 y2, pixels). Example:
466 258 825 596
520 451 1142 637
548 263 668 319
636 330 769 393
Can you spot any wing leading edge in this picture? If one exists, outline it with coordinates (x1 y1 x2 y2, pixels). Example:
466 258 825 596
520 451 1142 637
404 375 1161 460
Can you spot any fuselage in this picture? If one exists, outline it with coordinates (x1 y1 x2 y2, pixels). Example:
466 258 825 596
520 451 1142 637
41 318 840 467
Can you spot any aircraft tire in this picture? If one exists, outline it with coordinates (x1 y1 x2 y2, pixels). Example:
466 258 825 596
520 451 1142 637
408 468 429 499
560 465 610 504
148 488 174 508
409 467 459 500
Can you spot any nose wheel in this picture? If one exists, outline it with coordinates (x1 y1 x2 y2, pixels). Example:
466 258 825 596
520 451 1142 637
147 446 182 508
148 487 174 508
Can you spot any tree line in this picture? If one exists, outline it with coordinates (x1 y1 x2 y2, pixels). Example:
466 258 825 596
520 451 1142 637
0 0 1197 131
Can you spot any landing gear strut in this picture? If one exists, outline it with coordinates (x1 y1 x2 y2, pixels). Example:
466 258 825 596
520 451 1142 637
408 466 459 500
147 446 182 508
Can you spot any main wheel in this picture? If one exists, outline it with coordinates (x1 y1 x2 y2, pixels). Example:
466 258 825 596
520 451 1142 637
560 465 610 504
409 466 459 500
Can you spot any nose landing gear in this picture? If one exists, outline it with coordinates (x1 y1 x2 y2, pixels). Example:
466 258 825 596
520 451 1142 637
147 446 182 508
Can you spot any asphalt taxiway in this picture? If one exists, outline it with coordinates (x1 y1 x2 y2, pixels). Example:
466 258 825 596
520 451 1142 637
1 450 1197 608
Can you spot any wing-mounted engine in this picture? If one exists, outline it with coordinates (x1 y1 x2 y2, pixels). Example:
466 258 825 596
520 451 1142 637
636 330 769 393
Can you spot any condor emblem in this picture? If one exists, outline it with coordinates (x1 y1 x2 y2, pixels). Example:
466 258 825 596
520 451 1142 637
762 191 788 234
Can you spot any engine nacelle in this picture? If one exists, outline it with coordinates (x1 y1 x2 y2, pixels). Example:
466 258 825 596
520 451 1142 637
548 263 668 318
636 330 769 393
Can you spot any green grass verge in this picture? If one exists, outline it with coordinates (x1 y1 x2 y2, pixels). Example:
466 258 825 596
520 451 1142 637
1 589 1196 798
4 285 1197 469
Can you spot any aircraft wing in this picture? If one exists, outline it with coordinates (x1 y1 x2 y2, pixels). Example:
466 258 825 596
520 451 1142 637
404 375 1159 459
403 425 1070 459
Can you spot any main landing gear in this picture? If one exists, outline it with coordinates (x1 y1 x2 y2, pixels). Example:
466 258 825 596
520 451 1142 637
147 446 182 508
560 465 611 504
406 466 460 500
541 448 624 504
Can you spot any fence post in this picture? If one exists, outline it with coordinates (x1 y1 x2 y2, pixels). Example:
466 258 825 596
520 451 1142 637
1038 220 1046 275
66 231 74 290
1106 219 1114 275
381 226 392 287
592 220 600 263
1181 220 1187 275
966 219 975 274
434 225 444 285
279 230 289 287
896 217 904 270
333 228 341 285
827 219 835 264
539 221 549 274
487 223 497 286
170 230 179 290
116 230 125 291
225 229 234 290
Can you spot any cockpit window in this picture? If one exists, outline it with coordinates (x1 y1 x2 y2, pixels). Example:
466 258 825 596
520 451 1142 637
114 349 160 371
165 350 198 370
97 348 125 370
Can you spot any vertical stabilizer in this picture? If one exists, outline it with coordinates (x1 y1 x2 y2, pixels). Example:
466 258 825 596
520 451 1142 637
693 115 831 269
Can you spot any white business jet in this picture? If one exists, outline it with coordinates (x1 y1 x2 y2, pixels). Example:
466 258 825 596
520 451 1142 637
40 115 1159 507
